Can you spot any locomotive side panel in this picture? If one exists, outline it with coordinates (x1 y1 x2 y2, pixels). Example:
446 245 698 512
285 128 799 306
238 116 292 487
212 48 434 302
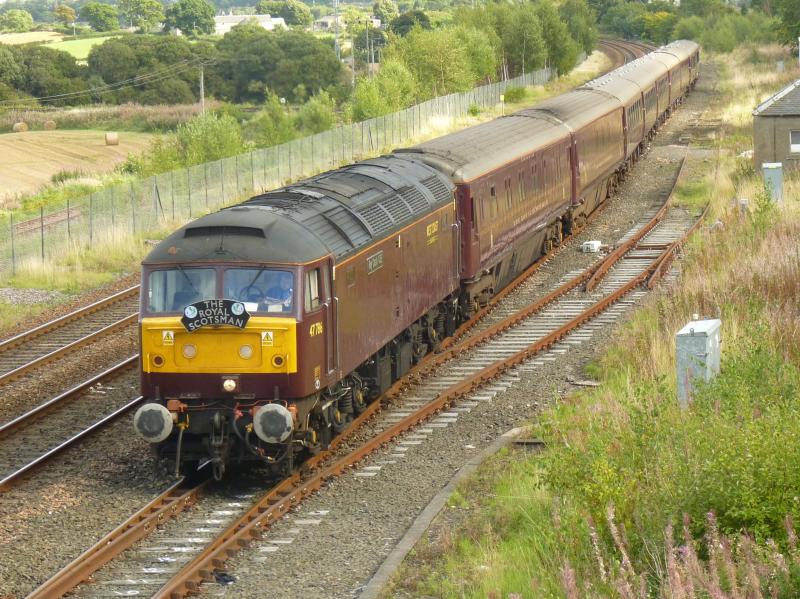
333 202 458 378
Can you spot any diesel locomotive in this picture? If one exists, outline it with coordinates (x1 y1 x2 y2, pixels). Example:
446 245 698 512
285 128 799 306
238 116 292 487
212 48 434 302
134 41 700 479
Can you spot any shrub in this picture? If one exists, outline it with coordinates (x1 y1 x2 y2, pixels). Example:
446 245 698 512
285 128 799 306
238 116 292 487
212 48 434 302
503 86 527 103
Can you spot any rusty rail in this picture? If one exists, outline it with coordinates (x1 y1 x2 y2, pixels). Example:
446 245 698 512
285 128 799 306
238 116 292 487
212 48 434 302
0 285 139 351
586 156 688 291
27 479 204 599
0 312 138 386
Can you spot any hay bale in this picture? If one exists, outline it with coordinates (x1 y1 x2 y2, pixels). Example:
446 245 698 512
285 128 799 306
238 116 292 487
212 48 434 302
12 122 28 133
105 131 119 146
43 120 57 130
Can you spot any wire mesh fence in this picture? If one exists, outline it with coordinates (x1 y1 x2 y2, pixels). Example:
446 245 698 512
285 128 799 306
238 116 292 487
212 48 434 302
0 63 570 281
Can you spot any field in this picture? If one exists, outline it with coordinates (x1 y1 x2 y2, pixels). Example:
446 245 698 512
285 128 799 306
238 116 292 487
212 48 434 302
0 31 63 45
0 129 154 205
48 36 120 60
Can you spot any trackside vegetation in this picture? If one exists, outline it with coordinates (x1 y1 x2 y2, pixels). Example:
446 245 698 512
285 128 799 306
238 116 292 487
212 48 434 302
387 46 800 598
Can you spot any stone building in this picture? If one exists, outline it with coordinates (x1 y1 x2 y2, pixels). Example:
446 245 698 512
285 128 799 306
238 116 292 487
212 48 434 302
753 79 800 172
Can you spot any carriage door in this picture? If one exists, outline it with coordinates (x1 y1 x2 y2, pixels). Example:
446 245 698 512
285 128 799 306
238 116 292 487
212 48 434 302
320 261 336 375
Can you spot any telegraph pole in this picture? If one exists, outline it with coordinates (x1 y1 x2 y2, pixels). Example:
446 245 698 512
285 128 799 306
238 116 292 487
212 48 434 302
334 0 340 59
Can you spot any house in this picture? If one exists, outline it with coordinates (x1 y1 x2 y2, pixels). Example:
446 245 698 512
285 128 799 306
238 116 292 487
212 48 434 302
313 14 346 31
753 79 800 172
214 14 286 35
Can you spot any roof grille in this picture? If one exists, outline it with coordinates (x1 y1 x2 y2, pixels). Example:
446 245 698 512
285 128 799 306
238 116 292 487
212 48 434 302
421 176 451 201
400 186 429 212
382 195 412 223
358 204 393 234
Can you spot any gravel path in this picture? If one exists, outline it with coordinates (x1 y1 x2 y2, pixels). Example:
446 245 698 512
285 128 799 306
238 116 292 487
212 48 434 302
0 63 717 599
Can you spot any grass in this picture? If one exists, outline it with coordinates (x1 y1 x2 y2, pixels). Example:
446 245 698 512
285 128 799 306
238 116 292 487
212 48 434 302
47 36 120 60
6 225 158 294
389 46 800 599
0 301 48 335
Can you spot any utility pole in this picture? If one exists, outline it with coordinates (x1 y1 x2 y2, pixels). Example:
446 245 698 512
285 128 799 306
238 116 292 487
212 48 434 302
365 21 370 79
334 0 340 60
199 65 205 114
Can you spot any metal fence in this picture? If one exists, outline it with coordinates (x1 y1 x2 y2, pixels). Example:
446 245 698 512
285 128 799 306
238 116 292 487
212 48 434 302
0 65 563 281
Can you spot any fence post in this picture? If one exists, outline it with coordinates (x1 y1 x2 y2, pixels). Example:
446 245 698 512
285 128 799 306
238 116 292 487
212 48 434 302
66 198 71 240
111 188 115 228
187 168 193 219
130 183 136 234
170 171 176 221
9 214 15 276
204 162 210 210
220 160 225 204
40 206 45 262
250 152 255 193
235 154 240 196
89 194 93 244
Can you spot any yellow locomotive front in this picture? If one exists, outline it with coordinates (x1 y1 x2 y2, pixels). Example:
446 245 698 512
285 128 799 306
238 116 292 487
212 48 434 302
134 208 336 479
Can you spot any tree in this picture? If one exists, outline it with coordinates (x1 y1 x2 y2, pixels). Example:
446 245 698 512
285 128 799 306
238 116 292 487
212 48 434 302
536 1 579 76
53 4 77 26
586 0 619 20
680 0 726 18
774 0 800 46
559 0 596 55
80 2 119 31
163 0 215 35
372 0 398 25
0 46 23 87
383 26 473 97
213 23 342 102
295 91 336 134
0 8 34 32
244 92 298 147
350 58 417 120
254 0 312 27
601 2 648 39
454 25 498 83
118 0 164 32
388 10 430 36
643 11 678 44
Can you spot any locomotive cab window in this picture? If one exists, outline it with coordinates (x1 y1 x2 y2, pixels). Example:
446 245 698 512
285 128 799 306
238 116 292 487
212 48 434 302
224 268 294 314
147 268 215 313
305 269 321 312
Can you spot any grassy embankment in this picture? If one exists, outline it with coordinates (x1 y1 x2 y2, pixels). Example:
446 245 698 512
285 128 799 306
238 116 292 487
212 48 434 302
388 45 800 598
0 52 611 335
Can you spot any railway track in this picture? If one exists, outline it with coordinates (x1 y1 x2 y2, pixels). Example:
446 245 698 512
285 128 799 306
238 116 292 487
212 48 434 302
598 38 655 68
31 154 704 599
0 286 140 385
0 357 141 491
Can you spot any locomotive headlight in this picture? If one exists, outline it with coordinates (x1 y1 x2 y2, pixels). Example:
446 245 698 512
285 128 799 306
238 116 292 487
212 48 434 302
182 344 197 359
222 378 237 392
238 344 253 360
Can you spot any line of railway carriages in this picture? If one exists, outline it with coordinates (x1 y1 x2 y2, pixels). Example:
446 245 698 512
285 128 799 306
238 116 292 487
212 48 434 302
133 40 700 479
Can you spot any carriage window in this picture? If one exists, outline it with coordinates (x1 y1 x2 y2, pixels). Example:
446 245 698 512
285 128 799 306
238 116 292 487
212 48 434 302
305 269 321 312
518 172 525 202
147 268 216 313
224 268 294 314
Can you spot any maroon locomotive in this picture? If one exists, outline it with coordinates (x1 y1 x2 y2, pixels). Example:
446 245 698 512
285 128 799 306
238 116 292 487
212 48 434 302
134 41 699 478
